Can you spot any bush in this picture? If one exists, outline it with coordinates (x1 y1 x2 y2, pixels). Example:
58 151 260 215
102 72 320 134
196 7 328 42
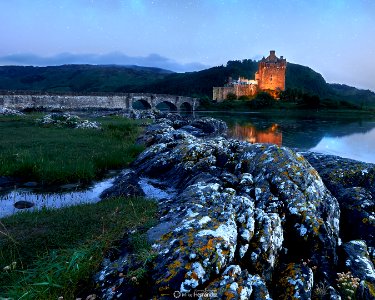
238 95 251 100
249 92 275 108
226 92 237 100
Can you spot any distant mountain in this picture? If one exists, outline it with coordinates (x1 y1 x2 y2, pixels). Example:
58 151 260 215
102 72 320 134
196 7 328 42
0 61 374 107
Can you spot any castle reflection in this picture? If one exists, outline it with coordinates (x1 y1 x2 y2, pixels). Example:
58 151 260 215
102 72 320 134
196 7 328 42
230 124 282 146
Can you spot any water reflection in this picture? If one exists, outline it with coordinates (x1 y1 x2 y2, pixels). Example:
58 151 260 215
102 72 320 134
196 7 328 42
311 127 375 163
197 111 375 163
230 124 282 145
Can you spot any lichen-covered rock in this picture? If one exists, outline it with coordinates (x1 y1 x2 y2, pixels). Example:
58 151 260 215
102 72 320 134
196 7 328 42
203 265 271 300
100 170 145 199
37 113 101 129
339 187 375 246
342 240 375 300
96 117 346 299
276 263 314 300
342 240 375 283
0 107 24 116
123 108 159 120
191 117 228 135
302 152 375 247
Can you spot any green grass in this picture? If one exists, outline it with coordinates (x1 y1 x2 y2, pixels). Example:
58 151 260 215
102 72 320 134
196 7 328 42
0 114 145 184
0 196 158 299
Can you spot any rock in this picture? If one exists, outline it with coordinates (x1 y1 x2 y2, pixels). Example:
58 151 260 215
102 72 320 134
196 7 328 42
342 240 375 283
191 117 227 135
123 108 158 120
178 125 205 137
338 187 374 246
203 265 271 300
37 113 101 129
0 107 24 116
100 171 145 199
137 139 338 296
276 263 314 300
14 200 34 209
342 240 375 300
95 116 348 299
302 152 375 247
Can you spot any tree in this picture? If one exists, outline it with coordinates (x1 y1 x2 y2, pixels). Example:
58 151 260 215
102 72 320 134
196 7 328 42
226 93 237 100
251 92 275 108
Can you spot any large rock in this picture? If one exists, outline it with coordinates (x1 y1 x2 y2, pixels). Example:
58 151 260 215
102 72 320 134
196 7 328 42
302 152 375 247
95 117 356 299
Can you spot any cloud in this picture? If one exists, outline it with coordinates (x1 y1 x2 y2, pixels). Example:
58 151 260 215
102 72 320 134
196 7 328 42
0 52 209 72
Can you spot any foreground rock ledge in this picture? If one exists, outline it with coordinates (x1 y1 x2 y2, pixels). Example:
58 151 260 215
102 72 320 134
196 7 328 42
96 113 375 300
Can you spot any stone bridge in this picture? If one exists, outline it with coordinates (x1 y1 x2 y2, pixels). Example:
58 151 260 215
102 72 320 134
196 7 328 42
0 93 199 111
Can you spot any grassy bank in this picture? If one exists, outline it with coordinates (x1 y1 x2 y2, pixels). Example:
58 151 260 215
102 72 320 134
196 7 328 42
0 114 145 184
198 98 375 114
0 196 158 299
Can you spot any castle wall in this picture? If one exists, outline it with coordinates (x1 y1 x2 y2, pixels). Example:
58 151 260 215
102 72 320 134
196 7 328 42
257 51 286 92
257 62 286 91
213 85 258 101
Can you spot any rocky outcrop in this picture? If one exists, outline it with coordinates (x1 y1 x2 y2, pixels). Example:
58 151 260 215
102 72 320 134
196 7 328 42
96 114 364 299
302 152 375 247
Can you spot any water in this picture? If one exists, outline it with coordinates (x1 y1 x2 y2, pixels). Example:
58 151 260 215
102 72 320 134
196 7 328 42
0 178 115 218
0 175 176 218
197 111 375 164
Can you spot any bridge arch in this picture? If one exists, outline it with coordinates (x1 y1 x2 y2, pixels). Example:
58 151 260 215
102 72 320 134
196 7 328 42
178 102 193 111
132 99 152 110
155 101 178 111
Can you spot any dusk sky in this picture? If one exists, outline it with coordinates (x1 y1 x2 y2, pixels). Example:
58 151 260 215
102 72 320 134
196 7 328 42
1 0 374 91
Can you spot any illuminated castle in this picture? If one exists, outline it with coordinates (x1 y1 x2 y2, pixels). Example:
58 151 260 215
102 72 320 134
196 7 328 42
213 50 286 101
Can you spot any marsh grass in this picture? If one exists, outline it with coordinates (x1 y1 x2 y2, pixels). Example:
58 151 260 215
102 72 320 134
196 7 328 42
0 196 158 299
0 114 145 184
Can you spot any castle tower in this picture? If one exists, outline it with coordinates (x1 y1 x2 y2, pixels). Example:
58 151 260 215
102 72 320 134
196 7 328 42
255 50 286 93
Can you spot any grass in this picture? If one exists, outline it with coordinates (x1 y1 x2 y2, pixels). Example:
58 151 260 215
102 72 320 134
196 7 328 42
198 99 375 114
0 114 145 184
0 196 158 299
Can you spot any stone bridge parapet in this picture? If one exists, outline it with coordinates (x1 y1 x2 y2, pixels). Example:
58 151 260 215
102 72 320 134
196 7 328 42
0 93 199 111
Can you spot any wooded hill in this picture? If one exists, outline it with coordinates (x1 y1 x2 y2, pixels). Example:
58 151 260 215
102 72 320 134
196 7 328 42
0 60 374 107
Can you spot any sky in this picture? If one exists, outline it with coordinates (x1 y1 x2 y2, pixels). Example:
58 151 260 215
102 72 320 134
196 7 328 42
1 0 374 91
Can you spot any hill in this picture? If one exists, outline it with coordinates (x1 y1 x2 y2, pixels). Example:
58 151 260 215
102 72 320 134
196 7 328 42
0 61 374 107
0 64 172 93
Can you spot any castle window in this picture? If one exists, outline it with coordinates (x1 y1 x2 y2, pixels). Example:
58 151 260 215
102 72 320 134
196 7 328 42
270 75 273 81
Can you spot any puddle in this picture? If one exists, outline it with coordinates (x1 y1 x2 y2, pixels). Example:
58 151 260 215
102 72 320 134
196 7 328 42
139 177 177 200
0 171 177 219
0 177 115 219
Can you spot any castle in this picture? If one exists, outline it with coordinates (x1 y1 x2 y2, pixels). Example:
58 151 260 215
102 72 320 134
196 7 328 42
213 50 286 101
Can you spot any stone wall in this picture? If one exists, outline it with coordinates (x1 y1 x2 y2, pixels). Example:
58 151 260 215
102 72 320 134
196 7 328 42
0 93 199 111
213 85 258 101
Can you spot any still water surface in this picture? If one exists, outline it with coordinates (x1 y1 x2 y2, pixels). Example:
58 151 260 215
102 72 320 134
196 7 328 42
197 111 375 164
